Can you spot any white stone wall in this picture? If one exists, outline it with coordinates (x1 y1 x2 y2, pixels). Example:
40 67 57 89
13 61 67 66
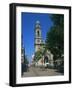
35 50 54 67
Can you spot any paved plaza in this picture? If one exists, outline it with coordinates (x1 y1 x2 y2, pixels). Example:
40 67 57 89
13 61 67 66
22 66 63 77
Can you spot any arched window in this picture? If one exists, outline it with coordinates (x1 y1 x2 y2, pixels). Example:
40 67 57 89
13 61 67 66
37 31 40 37
44 56 48 63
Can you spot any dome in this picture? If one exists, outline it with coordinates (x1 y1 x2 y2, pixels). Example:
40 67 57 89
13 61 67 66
36 20 40 24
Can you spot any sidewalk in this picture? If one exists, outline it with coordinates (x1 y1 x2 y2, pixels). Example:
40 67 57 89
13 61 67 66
22 66 63 77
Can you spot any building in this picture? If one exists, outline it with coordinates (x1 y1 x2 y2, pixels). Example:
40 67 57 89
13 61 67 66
34 21 54 67
21 32 25 63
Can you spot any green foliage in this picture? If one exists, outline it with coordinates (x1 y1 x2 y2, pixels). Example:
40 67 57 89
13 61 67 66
34 45 47 62
46 14 64 60
24 55 29 64
34 50 43 61
50 14 64 28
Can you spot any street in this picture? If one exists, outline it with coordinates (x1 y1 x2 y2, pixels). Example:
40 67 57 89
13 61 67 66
22 66 63 77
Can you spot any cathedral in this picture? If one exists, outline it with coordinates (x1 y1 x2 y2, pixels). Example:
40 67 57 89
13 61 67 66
33 21 54 67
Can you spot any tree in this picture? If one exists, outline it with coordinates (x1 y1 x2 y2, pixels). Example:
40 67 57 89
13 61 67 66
50 14 64 28
46 26 64 59
34 45 46 62
45 14 64 68
34 50 42 62
24 55 29 64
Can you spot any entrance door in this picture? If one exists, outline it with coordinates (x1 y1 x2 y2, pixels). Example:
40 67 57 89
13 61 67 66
44 56 49 63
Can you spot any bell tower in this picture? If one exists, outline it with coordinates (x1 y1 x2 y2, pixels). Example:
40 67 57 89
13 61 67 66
34 21 42 52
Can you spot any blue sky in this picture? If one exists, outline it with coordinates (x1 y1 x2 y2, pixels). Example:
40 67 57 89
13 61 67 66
22 12 53 63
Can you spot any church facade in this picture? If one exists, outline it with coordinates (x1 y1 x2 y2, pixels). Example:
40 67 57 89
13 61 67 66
33 21 54 67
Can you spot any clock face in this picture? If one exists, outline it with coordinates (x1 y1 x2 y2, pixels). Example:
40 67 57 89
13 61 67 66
37 39 40 43
35 39 40 44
